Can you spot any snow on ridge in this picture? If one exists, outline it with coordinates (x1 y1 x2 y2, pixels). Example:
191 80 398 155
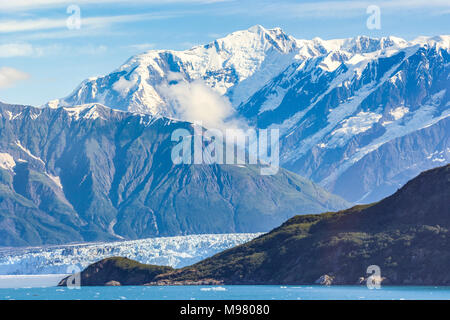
15 140 45 165
0 233 262 275
296 35 409 56
62 103 104 120
0 153 16 171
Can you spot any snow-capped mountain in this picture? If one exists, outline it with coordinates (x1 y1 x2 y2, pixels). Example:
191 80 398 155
49 25 302 115
0 233 261 274
48 26 449 202
50 25 415 117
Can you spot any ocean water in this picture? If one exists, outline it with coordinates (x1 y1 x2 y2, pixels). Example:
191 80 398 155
1 285 450 300
0 274 66 288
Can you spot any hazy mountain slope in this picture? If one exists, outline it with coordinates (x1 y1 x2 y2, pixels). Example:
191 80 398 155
68 164 450 286
331 117 449 202
0 102 348 246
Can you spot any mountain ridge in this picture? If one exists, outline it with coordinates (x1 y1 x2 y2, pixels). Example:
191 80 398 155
0 101 349 246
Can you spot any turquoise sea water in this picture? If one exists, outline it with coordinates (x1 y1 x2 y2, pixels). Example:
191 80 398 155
1 285 450 300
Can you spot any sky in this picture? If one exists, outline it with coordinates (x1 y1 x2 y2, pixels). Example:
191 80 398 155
0 0 449 106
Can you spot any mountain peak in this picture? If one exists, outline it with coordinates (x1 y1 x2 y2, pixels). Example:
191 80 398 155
212 24 297 54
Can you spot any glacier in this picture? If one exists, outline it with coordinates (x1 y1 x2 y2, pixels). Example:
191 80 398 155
0 233 262 275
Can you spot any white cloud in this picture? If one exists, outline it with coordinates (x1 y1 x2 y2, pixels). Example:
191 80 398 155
159 78 247 130
0 67 30 89
0 0 229 11
0 13 175 34
166 71 185 82
0 43 35 57
113 77 135 96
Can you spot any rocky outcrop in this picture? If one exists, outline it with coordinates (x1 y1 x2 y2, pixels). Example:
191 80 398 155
58 257 173 286
315 275 334 286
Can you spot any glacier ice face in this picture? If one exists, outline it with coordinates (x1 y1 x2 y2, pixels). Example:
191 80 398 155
48 25 302 116
0 233 262 275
